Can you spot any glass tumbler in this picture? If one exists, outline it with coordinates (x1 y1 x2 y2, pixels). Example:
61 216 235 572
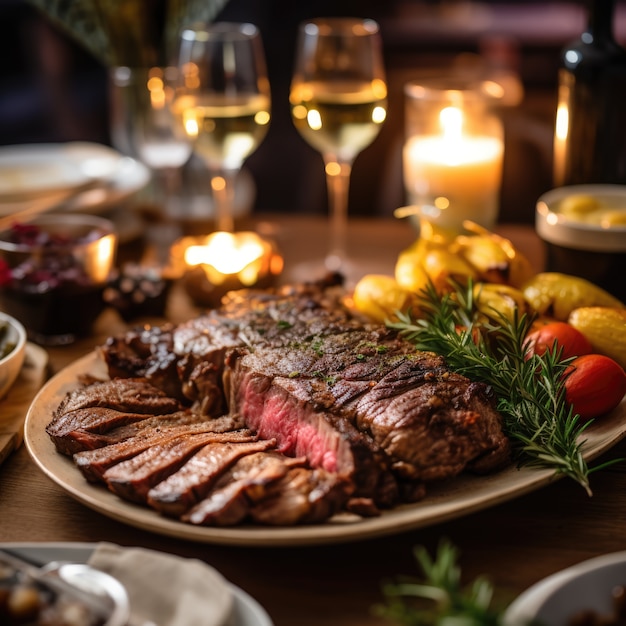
0 214 118 345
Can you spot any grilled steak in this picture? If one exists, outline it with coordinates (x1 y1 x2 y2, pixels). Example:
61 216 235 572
181 452 307 526
74 419 254 483
47 280 511 527
146 438 277 516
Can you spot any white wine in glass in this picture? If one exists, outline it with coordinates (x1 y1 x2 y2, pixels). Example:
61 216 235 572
290 18 387 277
172 22 271 232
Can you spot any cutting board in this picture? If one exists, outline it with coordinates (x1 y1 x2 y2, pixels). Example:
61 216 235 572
0 343 48 465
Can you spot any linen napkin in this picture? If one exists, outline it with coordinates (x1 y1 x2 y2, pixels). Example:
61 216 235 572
88 543 234 626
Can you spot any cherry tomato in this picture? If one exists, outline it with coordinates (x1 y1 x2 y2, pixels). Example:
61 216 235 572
563 354 626 420
524 321 593 360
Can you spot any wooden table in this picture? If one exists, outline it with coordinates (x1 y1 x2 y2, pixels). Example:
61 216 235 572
1 215 625 626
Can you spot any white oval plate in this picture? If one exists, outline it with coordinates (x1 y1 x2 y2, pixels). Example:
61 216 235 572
1 542 273 626
24 351 626 547
0 142 150 214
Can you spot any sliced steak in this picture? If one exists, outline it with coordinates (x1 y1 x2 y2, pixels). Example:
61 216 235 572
64 411 241 453
249 466 352 526
47 407 152 456
225 364 398 509
52 377 181 419
102 431 247 502
147 439 276 517
74 420 254 483
182 452 307 526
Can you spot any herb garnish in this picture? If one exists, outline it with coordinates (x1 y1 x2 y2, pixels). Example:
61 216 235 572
373 539 505 626
388 281 618 494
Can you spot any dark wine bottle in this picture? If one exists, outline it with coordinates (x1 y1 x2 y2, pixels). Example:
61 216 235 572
553 0 626 186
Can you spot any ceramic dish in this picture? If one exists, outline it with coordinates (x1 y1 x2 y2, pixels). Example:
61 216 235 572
0 311 27 401
23 351 626 547
503 551 626 625
1 543 273 626
0 142 150 216
536 184 626 302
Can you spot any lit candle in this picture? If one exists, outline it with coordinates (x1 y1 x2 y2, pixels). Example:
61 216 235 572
403 84 504 232
170 231 283 307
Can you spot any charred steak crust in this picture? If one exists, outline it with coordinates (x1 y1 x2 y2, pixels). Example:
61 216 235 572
46 281 511 527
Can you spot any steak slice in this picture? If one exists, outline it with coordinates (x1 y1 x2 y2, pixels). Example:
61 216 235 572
47 407 152 456
182 452 307 526
52 378 181 419
147 439 276 517
249 466 352 526
102 431 249 502
74 419 253 483
64 411 241 453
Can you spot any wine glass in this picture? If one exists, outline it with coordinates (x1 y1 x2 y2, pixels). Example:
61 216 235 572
290 17 387 278
109 66 193 262
172 22 271 233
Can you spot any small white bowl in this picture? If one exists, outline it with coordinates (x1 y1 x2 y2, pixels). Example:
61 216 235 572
0 311 27 400
504 551 626 625
536 184 626 303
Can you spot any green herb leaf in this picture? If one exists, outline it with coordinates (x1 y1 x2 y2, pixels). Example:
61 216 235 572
373 539 504 626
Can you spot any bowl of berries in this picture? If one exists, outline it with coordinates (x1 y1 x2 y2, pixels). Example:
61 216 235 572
0 213 117 345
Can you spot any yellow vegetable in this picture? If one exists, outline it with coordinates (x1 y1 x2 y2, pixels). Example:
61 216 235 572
394 249 431 294
568 307 626 369
454 234 511 283
352 274 421 323
522 272 625 320
420 248 477 293
455 221 535 287
473 283 530 324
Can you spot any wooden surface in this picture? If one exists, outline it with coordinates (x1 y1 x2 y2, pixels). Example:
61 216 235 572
2 215 626 626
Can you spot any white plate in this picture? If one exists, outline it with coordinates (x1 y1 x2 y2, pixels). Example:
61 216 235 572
1 542 273 626
0 144 92 201
503 551 626 625
0 142 150 215
24 351 626 547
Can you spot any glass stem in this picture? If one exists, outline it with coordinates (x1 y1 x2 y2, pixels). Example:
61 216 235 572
210 171 236 233
324 159 352 272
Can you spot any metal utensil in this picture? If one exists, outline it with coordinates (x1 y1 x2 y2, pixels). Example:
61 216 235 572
0 548 130 625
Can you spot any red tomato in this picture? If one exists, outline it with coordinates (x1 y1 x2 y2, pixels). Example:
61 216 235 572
524 321 593 361
563 354 626 420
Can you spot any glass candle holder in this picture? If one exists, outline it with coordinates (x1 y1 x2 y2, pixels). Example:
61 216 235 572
403 77 504 233
169 231 283 308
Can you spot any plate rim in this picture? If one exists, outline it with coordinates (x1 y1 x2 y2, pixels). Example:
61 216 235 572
24 351 626 547
502 550 626 625
0 541 274 626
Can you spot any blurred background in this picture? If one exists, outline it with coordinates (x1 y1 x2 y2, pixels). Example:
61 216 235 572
1 0 625 225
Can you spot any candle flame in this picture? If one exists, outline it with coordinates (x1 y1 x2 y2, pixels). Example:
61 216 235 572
440 106 463 141
185 232 265 276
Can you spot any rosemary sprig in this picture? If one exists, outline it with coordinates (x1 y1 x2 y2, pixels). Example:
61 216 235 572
388 280 599 494
373 539 505 626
